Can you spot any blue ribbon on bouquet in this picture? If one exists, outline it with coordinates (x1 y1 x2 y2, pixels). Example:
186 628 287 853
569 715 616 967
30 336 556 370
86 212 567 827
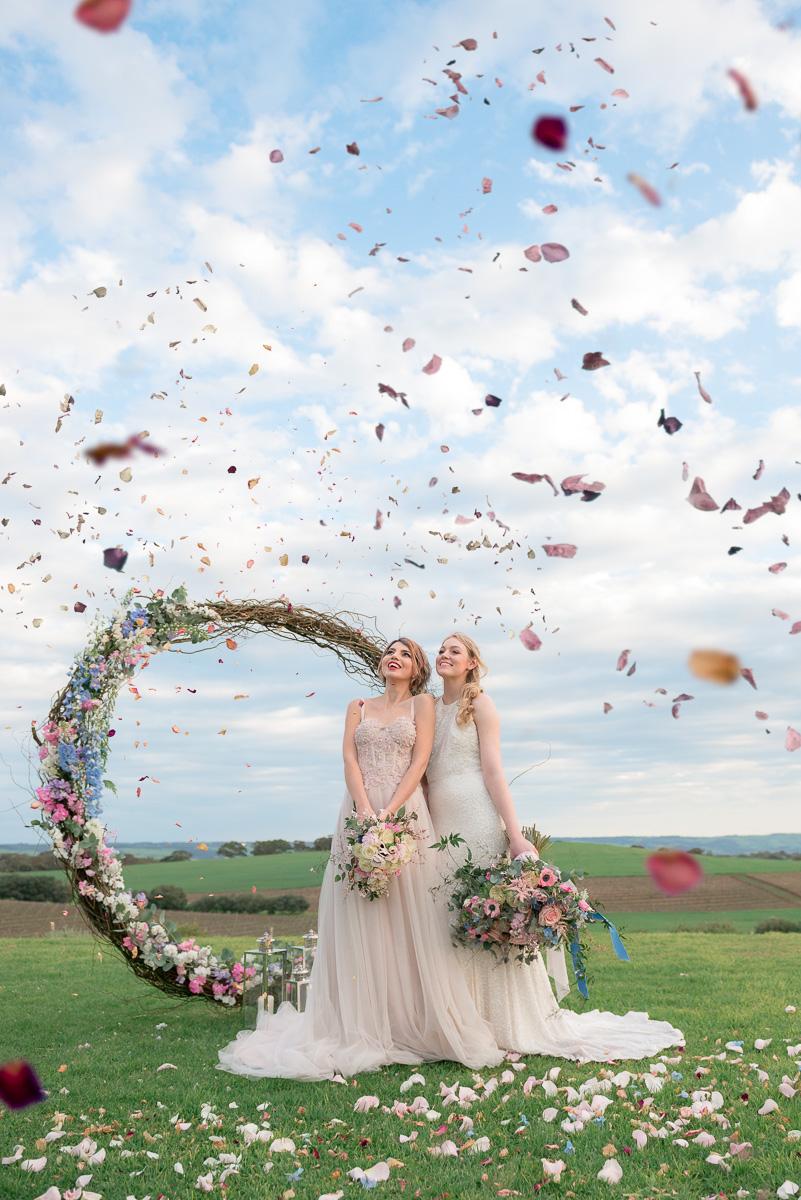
569 914 629 999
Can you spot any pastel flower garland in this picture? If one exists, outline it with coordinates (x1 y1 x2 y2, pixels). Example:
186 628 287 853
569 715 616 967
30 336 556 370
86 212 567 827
32 586 254 1006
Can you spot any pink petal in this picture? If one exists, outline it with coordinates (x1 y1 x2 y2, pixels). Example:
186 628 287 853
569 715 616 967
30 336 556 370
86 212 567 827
646 850 704 896
561 474 605 497
627 662 637 677
694 370 712 404
532 116 568 151
682 462 689 481
455 515 474 525
435 105 460 119
456 38 478 50
542 543 577 558
375 423 385 441
728 68 758 110
74 0 131 32
686 477 719 512
773 609 790 620
519 629 542 651
402 338 415 352
541 242 570 263
671 703 682 718
658 409 682 435
594 57 615 73
785 726 801 752
673 693 694 703
721 497 742 511
511 472 558 495
582 351 609 370
542 204 558 214
627 173 661 206
753 458 765 480
103 547 128 571
769 562 787 574
611 88 629 98
744 488 789 524
790 621 801 635
605 17 616 29
603 702 613 713
422 354 442 375
740 667 757 689
482 177 492 194
485 394 502 407
346 141 360 155
349 222 363 232
616 649 631 672
524 244 542 262
269 149 284 163
0 1060 45 1109
756 711 769 720
571 298 588 315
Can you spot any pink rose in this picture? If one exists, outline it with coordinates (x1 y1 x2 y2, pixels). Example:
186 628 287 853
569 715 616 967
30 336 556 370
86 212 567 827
538 904 564 927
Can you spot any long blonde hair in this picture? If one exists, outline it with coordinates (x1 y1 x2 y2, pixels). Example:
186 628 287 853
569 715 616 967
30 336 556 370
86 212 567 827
445 632 488 726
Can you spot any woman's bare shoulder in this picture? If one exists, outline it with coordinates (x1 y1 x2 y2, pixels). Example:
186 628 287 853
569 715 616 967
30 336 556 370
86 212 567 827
472 691 497 714
415 692 436 709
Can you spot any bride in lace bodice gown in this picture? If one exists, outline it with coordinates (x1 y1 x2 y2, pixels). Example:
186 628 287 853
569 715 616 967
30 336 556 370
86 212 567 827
426 633 684 1062
217 637 503 1081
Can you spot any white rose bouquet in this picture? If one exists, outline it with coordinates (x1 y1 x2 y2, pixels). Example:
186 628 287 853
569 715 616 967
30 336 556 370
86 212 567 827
334 807 423 900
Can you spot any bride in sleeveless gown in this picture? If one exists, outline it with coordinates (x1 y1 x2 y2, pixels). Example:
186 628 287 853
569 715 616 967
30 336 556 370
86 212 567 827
425 633 685 1062
217 637 504 1081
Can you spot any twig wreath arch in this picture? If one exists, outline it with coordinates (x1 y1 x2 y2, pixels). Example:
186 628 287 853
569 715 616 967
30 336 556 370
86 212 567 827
32 587 386 1006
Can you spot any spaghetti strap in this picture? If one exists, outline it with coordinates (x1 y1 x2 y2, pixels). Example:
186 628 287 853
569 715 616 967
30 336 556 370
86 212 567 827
358 699 364 722
410 695 414 720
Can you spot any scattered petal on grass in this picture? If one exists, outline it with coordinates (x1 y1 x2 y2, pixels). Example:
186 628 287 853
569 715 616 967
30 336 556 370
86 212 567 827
353 1095 379 1112
646 849 704 896
597 1157 623 1183
542 1159 566 1181
777 1183 800 1200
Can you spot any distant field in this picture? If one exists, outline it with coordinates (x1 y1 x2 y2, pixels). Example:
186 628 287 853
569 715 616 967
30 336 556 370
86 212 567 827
601 907 801 933
23 840 801 896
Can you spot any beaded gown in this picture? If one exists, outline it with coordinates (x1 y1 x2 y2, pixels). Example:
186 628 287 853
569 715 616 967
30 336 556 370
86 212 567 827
426 697 685 1061
217 698 504 1081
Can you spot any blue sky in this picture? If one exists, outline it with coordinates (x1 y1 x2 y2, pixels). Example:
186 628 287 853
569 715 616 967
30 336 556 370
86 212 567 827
1 0 800 846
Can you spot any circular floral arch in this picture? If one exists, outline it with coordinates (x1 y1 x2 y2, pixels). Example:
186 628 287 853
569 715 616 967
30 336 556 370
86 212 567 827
32 587 385 1006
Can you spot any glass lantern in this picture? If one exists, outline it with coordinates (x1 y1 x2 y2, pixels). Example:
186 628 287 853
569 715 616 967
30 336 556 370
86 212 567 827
241 931 288 1029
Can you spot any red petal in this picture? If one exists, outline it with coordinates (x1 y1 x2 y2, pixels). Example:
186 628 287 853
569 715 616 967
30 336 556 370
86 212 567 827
519 629 542 651
541 242 570 262
346 141 360 155
75 0 131 32
582 351 609 370
646 850 704 896
0 1060 45 1109
532 116 568 151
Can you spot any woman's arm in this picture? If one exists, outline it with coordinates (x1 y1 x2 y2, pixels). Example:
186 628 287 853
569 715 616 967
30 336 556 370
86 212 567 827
473 694 537 860
342 700 373 819
380 695 436 817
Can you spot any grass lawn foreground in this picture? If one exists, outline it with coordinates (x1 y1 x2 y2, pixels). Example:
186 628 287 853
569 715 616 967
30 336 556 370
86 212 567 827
1 931 800 1198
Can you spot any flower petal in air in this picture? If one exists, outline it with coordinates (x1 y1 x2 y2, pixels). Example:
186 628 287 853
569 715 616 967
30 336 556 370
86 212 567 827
786 727 801 752
645 850 704 896
103 547 128 570
594 58 615 73
542 543 577 558
511 471 558 495
728 68 758 110
532 116 567 151
688 649 741 685
686 477 719 511
75 0 131 33
628 173 661 205
524 244 542 262
541 242 569 262
0 1060 45 1109
269 149 283 163
422 355 442 375
582 351 609 370
694 370 712 403
519 628 542 651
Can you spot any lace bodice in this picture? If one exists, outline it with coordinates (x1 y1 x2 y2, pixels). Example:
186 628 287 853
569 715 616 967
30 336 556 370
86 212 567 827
427 699 482 782
354 711 416 792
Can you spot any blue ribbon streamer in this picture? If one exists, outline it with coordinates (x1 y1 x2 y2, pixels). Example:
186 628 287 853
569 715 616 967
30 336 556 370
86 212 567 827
569 914 629 999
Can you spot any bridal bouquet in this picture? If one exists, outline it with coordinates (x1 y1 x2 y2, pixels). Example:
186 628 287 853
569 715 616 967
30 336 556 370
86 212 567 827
334 807 423 900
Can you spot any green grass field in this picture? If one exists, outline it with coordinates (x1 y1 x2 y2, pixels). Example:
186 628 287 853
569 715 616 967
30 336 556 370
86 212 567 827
26 840 799 900
0 932 799 1198
602 907 801 933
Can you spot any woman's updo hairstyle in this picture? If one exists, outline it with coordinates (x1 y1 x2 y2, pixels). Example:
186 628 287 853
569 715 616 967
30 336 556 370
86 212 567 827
377 637 431 696
448 632 488 726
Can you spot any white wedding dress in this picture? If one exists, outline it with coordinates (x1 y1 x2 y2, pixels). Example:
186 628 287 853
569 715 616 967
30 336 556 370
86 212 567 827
217 698 504 1081
426 697 685 1061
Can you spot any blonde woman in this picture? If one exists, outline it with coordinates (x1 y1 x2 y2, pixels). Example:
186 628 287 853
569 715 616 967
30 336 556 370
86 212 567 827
217 637 503 1081
426 633 684 1061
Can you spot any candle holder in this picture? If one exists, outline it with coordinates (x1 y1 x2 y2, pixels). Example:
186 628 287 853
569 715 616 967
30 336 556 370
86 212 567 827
241 930 288 1028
